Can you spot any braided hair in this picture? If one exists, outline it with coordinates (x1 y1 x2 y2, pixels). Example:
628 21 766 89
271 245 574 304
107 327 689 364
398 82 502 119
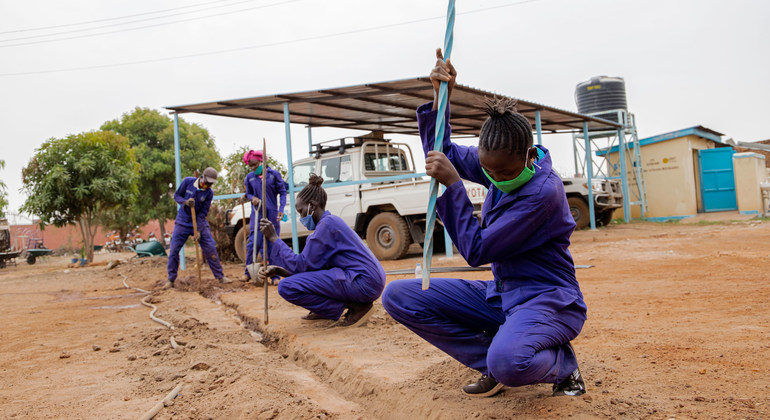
478 97 533 157
297 173 327 208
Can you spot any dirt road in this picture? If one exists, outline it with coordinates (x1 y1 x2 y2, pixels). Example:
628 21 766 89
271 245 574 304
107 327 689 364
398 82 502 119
1 220 769 419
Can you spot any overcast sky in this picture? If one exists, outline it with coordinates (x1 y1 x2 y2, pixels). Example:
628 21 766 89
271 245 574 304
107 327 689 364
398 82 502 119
1 0 768 221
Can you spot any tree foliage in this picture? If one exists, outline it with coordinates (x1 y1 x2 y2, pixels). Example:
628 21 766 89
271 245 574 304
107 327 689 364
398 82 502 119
100 107 222 236
100 195 145 244
21 131 138 262
0 159 8 218
222 145 288 193
220 145 287 207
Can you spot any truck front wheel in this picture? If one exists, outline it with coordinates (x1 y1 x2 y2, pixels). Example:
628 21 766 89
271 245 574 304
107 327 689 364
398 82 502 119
598 210 615 227
234 226 249 263
567 196 590 230
366 212 411 260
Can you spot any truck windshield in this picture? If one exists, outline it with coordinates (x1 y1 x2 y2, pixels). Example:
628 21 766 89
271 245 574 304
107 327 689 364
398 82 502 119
293 161 316 187
321 155 352 184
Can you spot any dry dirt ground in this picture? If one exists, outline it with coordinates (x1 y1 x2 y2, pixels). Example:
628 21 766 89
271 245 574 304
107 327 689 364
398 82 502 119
1 218 769 419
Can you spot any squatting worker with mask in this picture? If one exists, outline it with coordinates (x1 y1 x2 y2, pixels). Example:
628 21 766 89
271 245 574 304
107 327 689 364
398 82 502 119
241 149 288 284
381 49 588 398
258 174 386 327
165 167 232 288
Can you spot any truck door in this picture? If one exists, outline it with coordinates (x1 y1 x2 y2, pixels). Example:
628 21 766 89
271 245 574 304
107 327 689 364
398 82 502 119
320 155 357 226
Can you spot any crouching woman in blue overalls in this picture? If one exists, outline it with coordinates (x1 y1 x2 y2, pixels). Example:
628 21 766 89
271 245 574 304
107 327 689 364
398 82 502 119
258 174 386 327
382 50 587 397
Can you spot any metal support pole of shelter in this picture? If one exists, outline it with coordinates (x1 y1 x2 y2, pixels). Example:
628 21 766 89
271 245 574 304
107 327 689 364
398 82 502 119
616 112 631 222
307 126 313 157
283 103 299 253
173 114 185 270
535 110 543 146
583 122 596 230
572 136 581 177
441 185 453 259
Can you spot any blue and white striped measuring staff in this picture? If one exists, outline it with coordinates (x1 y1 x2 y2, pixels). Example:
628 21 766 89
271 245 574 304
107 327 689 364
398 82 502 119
422 0 455 290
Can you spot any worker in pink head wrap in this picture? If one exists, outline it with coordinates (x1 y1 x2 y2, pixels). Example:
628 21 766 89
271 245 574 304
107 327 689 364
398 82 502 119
241 149 288 284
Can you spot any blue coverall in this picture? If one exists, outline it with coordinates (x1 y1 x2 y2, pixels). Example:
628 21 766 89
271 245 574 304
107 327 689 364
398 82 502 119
243 167 287 278
167 177 224 281
270 211 386 320
382 102 587 387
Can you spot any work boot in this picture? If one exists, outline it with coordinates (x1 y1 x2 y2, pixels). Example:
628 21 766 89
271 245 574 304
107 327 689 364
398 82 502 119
301 311 326 321
552 367 586 396
162 280 175 289
240 275 251 282
218 276 233 284
462 374 504 397
336 302 375 327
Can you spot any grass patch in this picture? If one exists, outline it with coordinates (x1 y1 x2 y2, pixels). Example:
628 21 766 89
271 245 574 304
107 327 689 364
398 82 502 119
693 220 725 226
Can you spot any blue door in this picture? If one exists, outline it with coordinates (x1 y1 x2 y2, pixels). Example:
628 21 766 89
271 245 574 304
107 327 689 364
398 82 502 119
698 148 737 212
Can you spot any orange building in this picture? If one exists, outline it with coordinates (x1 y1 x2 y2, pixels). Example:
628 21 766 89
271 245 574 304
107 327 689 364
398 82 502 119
9 219 175 252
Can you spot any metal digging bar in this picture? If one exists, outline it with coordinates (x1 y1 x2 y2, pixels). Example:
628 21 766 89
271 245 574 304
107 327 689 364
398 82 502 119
262 138 269 325
422 0 455 290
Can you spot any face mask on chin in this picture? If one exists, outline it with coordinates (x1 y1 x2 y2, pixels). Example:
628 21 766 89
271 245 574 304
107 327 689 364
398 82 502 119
481 165 534 193
480 147 542 194
300 204 316 230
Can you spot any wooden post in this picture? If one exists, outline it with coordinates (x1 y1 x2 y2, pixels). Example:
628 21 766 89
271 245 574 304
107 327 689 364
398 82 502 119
241 201 248 262
190 205 202 290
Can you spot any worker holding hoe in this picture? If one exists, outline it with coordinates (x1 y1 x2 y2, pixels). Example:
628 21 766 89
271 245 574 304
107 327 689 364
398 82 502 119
257 174 385 327
241 149 288 284
164 167 232 288
382 50 588 397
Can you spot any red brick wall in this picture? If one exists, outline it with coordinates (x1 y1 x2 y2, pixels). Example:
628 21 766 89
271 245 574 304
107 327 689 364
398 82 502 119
735 139 770 168
9 220 176 251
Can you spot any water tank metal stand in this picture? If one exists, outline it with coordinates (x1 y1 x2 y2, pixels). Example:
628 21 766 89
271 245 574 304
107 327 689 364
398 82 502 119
571 108 647 221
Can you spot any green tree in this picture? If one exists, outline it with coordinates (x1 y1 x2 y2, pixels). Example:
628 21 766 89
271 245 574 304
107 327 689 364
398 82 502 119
100 194 145 244
0 159 8 218
21 131 138 262
220 145 287 209
100 107 221 237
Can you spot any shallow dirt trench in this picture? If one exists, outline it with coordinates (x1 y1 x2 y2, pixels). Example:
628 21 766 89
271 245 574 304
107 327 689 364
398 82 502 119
1 220 769 419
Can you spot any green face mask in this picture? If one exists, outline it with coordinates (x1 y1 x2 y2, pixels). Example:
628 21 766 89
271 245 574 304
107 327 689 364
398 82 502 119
253 165 263 176
482 164 535 194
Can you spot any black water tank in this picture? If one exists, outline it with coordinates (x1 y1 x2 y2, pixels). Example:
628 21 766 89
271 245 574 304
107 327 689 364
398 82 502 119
575 76 627 123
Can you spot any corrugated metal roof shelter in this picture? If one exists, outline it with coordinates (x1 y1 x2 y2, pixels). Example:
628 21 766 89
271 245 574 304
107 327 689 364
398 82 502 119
165 77 623 257
166 77 621 136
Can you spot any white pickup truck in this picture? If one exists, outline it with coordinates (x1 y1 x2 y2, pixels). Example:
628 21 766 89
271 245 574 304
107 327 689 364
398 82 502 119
562 177 623 229
224 133 488 261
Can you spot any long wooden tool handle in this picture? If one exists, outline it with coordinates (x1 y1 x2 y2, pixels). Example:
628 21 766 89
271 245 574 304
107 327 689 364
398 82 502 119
241 201 248 260
262 138 269 325
190 205 202 290
422 0 456 291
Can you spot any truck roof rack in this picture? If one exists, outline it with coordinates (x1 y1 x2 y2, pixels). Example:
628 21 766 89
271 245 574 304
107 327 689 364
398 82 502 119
312 131 389 158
